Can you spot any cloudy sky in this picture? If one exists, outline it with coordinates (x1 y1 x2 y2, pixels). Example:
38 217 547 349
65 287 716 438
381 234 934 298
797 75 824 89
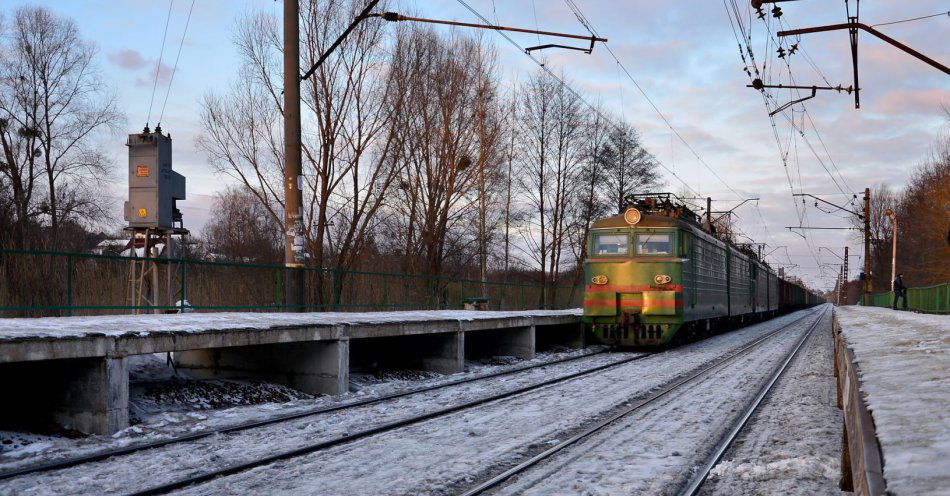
24 0 950 290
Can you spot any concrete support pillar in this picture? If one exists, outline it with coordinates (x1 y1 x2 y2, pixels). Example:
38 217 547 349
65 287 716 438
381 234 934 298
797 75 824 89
0 356 129 436
420 331 464 374
494 326 536 360
174 339 349 396
54 357 129 435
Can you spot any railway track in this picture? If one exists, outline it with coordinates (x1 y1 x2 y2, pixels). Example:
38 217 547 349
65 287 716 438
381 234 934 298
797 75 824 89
678 306 828 496
459 306 827 496
123 348 656 496
0 347 624 481
2 309 821 495
131 310 820 496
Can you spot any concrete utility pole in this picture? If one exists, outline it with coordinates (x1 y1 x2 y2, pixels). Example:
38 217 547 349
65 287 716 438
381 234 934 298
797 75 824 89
863 187 871 305
835 272 841 306
284 0 305 310
885 208 897 291
843 246 849 304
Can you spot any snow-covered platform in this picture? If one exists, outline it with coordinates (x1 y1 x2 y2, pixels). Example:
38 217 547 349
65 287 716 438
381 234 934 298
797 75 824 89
833 306 950 496
0 309 581 361
0 309 583 435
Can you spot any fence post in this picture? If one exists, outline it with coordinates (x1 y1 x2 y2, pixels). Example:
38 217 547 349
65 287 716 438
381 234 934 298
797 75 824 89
520 284 525 310
383 274 389 309
180 258 186 312
428 275 435 309
66 254 73 317
332 269 340 311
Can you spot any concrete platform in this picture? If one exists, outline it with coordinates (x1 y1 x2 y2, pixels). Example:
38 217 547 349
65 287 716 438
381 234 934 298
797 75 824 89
833 306 950 496
0 310 582 435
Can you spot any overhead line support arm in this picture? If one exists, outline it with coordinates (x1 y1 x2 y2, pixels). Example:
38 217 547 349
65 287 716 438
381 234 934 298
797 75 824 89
777 22 950 76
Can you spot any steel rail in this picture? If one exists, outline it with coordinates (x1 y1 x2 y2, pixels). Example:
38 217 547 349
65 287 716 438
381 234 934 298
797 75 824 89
457 306 826 496
680 306 828 495
125 349 658 496
0 349 614 481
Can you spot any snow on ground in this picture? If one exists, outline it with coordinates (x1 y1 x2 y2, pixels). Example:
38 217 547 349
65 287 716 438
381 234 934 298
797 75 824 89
0 346 600 472
0 311 815 495
493 307 830 496
700 311 844 495
835 306 950 496
0 309 581 340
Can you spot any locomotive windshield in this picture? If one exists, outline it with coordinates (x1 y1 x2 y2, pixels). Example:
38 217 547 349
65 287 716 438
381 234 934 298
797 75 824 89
635 233 672 255
594 234 628 255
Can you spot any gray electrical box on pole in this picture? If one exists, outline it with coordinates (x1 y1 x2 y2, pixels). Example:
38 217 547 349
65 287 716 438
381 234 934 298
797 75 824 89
124 130 185 229
122 128 189 314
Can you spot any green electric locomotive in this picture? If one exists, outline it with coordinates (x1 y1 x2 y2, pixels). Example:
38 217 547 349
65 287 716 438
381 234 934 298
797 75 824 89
583 194 818 347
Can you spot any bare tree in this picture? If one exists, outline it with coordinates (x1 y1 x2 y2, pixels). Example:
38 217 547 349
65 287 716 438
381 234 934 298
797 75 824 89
600 122 661 214
568 105 611 284
203 186 283 263
385 29 500 283
472 51 505 295
500 87 521 282
198 1 405 304
0 6 118 249
517 68 587 307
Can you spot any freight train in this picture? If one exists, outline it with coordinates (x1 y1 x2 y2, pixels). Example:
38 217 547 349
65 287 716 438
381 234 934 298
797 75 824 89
583 194 822 347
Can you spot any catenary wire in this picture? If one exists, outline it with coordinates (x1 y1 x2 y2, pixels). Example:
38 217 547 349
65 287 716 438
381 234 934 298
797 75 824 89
157 0 196 127
562 0 747 201
871 10 949 28
454 0 705 199
146 0 175 128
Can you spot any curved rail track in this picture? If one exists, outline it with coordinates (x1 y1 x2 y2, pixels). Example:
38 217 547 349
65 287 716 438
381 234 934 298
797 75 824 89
459 306 827 496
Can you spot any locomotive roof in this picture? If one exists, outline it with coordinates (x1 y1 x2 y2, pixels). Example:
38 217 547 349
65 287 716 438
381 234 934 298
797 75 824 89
590 212 683 230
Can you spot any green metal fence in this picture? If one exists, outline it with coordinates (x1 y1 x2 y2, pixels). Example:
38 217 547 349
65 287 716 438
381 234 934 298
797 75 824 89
0 249 583 317
870 282 950 314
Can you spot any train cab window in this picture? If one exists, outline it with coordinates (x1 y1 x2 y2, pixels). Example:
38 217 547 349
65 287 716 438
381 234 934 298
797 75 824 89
594 234 628 255
635 233 673 255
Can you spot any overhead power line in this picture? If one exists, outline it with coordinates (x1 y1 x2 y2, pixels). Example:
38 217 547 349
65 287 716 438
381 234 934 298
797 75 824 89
454 0 705 199
870 10 949 28
146 0 175 129
562 0 747 201
158 0 196 127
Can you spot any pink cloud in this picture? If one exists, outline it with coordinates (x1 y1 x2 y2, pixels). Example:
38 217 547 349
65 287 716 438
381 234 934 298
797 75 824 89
107 48 148 70
134 62 175 88
108 48 175 88
875 88 950 116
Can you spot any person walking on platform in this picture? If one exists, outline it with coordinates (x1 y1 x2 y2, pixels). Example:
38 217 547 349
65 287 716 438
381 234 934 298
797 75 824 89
893 273 908 310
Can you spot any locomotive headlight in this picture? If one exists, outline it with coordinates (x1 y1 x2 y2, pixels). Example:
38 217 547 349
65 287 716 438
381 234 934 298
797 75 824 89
624 207 641 225
654 274 672 285
591 275 609 285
